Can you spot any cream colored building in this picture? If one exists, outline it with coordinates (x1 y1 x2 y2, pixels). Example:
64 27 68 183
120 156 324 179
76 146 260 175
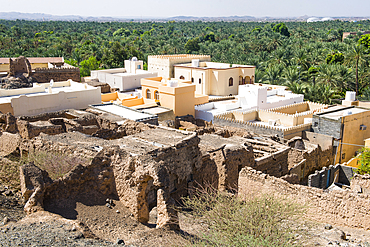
147 54 211 79
0 80 101 116
141 77 208 116
174 61 255 96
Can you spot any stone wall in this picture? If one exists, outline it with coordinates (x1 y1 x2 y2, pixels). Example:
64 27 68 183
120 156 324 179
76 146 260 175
308 164 356 189
312 114 342 139
238 167 370 230
33 67 80 83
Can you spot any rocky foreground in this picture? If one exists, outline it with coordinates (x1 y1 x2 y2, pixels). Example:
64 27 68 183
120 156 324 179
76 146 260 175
0 183 369 247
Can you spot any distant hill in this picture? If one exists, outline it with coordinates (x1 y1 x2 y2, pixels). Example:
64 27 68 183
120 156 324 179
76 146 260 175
0 12 369 22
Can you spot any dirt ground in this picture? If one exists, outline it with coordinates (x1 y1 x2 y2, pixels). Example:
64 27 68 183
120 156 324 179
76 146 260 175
0 157 369 246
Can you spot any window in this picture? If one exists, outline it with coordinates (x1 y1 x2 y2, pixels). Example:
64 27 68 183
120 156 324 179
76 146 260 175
199 78 202 84
137 65 141 69
229 77 233 87
342 153 346 160
179 75 185 79
146 89 151 99
245 76 250 84
239 76 243 85
191 77 194 83
154 91 159 100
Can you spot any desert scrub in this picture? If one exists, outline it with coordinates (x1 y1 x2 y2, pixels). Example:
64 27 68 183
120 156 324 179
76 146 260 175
20 151 89 180
181 186 305 247
0 157 23 189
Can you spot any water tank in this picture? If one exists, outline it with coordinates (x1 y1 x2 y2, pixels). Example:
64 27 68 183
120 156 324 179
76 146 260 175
192 59 200 67
167 80 179 87
345 91 356 101
132 57 138 61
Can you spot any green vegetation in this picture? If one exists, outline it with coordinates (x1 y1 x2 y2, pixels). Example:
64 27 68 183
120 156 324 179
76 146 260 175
356 147 370 175
1 19 370 103
182 187 305 246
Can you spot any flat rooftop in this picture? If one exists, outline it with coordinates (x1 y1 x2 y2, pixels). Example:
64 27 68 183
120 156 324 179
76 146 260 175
318 106 369 120
0 84 96 104
0 57 64 64
91 104 156 122
38 128 192 156
139 106 173 115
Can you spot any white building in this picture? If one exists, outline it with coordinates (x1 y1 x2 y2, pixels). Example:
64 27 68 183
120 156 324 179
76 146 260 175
195 84 304 122
90 58 157 91
0 80 101 117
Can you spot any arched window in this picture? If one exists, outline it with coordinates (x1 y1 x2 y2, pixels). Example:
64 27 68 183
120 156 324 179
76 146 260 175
146 89 151 99
199 78 202 84
245 76 251 84
154 91 159 100
229 77 233 87
179 75 185 79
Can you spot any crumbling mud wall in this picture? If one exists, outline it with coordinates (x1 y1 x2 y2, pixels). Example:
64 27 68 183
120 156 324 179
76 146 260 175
0 110 154 140
9 56 32 77
288 138 334 181
239 167 370 230
254 148 290 177
351 174 370 195
198 134 255 191
17 127 259 231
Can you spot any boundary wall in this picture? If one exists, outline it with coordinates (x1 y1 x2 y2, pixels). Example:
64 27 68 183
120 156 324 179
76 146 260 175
239 167 370 230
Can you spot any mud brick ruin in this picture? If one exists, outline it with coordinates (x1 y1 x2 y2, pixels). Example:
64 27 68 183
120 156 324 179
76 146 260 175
0 56 80 89
1 108 369 231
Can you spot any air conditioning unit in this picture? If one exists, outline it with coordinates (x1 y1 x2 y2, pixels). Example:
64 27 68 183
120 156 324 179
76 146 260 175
360 125 367 131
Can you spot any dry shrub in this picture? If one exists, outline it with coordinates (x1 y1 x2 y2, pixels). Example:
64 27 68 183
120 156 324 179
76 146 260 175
20 151 89 180
182 186 305 247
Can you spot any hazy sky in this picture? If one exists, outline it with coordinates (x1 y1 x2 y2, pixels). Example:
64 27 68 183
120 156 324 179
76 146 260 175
1 0 370 18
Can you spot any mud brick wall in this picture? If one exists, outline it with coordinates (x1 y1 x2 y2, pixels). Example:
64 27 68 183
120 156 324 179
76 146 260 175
254 148 290 177
33 68 80 83
351 174 370 195
239 167 370 230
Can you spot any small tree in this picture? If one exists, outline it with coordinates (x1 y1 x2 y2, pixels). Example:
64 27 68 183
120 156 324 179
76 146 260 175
79 56 100 77
273 23 290 37
357 148 370 175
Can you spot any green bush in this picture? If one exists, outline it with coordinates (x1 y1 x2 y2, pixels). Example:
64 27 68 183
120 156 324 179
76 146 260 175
181 186 305 247
357 148 370 175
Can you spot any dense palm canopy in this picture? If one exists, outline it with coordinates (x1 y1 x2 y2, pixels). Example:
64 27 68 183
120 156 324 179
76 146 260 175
1 19 370 103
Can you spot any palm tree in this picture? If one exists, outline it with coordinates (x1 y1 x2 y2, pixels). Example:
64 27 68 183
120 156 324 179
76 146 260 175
316 64 340 88
262 64 284 85
344 45 368 95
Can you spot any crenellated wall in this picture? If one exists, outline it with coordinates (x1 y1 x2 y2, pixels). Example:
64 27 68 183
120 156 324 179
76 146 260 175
214 112 312 139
